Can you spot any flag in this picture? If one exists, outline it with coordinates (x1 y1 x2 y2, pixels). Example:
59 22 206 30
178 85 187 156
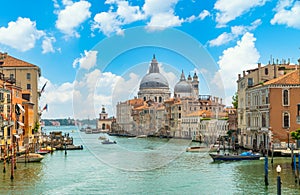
42 104 48 112
41 82 47 93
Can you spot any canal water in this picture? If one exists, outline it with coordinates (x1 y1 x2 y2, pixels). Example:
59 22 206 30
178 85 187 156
1 126 300 194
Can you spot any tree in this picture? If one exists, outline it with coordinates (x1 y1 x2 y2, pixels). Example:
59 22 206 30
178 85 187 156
291 128 300 140
291 128 300 148
232 92 238 109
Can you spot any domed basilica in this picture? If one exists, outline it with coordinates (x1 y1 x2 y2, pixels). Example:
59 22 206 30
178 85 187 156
138 55 199 102
138 55 171 102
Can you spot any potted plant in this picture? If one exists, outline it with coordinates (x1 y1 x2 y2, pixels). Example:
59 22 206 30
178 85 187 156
291 128 300 149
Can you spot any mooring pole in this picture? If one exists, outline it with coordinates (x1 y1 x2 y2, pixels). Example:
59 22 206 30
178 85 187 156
265 156 269 186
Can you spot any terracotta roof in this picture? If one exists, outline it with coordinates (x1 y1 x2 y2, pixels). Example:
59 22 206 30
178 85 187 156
0 52 37 67
263 69 300 85
128 98 144 107
186 110 210 117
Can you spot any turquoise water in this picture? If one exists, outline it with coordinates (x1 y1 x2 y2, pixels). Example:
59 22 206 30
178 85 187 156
1 126 300 194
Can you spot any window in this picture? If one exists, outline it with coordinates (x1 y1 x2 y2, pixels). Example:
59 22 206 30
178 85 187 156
248 78 253 87
179 113 181 119
27 84 31 90
26 73 31 80
143 97 146 101
10 74 14 79
159 97 162 103
283 112 289 128
265 68 268 75
298 104 300 116
283 89 289 106
178 106 181 111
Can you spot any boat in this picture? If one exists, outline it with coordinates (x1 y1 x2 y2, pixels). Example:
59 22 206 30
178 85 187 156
136 135 147 138
98 136 107 140
17 153 44 163
40 146 56 152
209 151 260 162
102 139 117 144
36 149 50 155
186 144 218 152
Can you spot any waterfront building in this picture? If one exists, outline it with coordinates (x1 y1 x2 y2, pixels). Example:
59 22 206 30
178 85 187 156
237 60 298 149
0 52 41 133
116 97 144 133
97 106 113 131
245 68 300 149
115 55 226 139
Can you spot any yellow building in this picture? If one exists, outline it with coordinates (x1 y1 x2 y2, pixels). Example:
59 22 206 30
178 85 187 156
0 52 41 131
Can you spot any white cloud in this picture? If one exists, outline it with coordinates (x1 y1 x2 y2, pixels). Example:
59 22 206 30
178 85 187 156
199 10 210 20
0 17 44 52
42 36 56 54
214 0 267 27
216 32 260 104
92 0 144 36
143 0 184 30
209 19 261 47
271 1 300 29
56 0 91 37
72 50 98 70
93 0 197 36
92 11 123 36
146 12 184 30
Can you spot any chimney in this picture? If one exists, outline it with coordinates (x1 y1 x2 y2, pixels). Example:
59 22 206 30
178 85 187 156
238 74 241 80
243 71 246 77
258 63 261 68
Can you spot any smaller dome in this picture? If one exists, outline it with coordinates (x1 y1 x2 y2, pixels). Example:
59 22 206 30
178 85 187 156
174 80 193 93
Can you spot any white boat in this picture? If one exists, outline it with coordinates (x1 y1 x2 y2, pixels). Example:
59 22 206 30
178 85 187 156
17 153 44 163
136 135 147 138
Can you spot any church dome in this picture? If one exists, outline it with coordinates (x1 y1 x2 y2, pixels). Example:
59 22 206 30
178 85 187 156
174 70 193 94
174 80 193 93
140 73 169 89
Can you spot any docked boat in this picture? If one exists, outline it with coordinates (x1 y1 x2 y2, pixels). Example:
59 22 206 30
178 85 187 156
17 153 44 163
186 144 218 152
209 152 260 162
36 149 50 155
136 135 147 138
102 139 117 144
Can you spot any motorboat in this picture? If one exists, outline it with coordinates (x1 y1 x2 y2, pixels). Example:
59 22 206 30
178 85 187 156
209 151 260 162
17 153 44 163
102 139 117 144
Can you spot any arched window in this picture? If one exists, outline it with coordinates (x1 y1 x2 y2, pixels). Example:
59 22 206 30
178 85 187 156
283 112 289 128
159 97 162 103
283 89 289 106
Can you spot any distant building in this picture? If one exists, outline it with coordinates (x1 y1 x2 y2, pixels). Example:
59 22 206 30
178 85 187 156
138 55 171 103
97 106 113 131
114 55 227 140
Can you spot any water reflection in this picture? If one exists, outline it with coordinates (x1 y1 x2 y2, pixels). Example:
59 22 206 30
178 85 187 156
0 162 43 193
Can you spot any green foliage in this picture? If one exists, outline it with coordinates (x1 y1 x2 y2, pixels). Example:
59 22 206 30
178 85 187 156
33 122 40 133
232 92 238 109
291 129 300 140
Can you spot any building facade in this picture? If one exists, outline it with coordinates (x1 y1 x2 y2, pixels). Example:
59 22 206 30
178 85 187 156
237 61 298 149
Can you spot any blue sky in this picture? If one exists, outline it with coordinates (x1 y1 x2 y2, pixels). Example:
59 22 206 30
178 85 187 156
0 0 300 119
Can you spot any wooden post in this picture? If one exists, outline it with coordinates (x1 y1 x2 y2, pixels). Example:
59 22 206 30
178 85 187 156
3 145 6 173
264 156 269 186
271 144 274 166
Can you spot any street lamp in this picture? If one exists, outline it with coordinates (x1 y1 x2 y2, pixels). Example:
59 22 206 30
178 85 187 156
276 165 281 195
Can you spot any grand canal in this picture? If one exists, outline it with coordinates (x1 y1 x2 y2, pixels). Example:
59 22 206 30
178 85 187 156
1 126 300 194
